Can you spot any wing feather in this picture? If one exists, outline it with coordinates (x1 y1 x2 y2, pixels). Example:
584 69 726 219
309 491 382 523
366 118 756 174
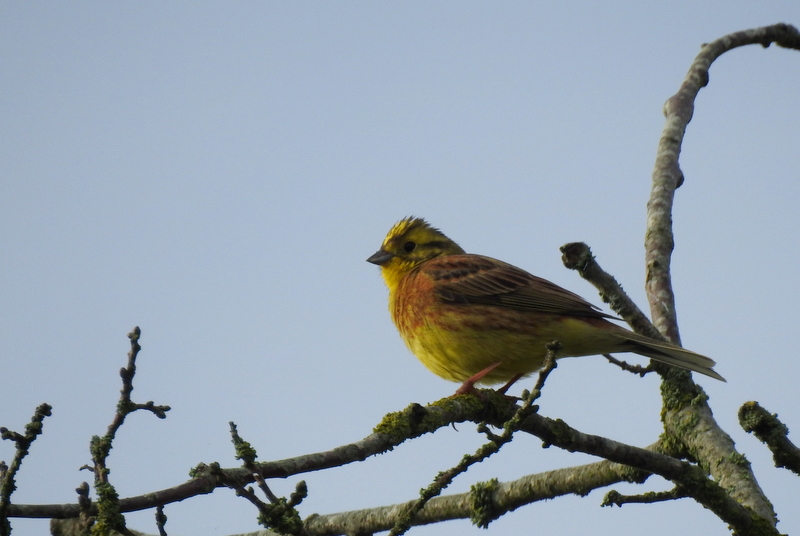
424 255 612 319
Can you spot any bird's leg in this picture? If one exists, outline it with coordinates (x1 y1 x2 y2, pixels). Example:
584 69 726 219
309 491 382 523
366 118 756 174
497 373 524 395
453 362 503 396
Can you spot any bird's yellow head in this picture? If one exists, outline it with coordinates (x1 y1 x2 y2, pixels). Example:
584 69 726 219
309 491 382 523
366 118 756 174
367 217 466 290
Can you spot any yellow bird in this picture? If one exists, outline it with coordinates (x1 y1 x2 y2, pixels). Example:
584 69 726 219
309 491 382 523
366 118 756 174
367 217 723 395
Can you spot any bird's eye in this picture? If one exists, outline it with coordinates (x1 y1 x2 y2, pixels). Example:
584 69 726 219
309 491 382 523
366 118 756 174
403 241 416 253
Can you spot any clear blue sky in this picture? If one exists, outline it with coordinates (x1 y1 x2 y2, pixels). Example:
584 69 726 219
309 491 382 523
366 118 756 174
2 3 799 535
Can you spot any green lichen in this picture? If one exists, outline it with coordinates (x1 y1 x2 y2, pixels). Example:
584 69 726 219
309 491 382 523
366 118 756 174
188 463 206 478
188 461 221 479
469 478 501 528
602 489 623 507
690 392 709 407
727 451 751 469
660 380 697 414
373 391 516 447
115 399 135 416
745 511 782 536
372 401 440 443
233 437 258 465
258 497 304 535
372 405 421 442
89 435 112 461
547 418 574 446
657 431 687 458
91 482 126 536
665 411 699 449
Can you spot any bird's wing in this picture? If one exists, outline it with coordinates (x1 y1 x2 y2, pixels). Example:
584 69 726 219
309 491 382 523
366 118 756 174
425 254 612 318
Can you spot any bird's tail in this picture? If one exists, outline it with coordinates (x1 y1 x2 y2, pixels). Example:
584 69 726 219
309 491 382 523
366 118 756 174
621 333 725 382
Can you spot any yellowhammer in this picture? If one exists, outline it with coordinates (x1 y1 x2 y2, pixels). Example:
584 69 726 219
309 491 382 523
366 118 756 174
367 217 723 395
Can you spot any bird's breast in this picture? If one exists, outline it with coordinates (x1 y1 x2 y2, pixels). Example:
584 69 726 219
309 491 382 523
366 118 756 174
389 271 437 337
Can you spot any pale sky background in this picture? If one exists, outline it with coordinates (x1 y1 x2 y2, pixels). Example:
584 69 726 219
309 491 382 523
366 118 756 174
2 3 799 536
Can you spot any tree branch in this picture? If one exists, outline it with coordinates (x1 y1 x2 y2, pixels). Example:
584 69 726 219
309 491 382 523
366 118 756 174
23 391 778 536
0 403 52 536
306 406 771 536
305 457 648 536
602 486 689 507
562 239 778 525
561 241 665 341
739 401 800 476
646 22 800 344
9 397 515 520
644 23 800 527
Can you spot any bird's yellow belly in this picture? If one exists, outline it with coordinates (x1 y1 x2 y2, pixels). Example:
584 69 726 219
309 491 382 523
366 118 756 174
397 305 608 385
403 326 541 384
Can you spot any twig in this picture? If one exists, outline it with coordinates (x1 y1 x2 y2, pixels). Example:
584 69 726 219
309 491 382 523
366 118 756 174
227 422 308 535
229 422 280 503
155 505 168 536
388 345 560 534
561 242 664 341
603 353 653 377
602 486 689 507
0 403 52 536
88 327 170 536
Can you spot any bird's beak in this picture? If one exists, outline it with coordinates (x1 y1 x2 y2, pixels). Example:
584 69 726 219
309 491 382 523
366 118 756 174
367 249 394 266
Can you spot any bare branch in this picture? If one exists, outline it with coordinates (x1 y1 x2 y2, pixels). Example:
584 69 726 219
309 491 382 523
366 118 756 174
154 506 167 536
0 403 52 536
305 457 641 535
646 23 800 344
602 487 689 507
516 412 763 531
87 328 171 536
603 353 653 377
561 242 663 340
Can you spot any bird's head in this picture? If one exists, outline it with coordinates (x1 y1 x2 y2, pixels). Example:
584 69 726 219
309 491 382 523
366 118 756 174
367 217 465 290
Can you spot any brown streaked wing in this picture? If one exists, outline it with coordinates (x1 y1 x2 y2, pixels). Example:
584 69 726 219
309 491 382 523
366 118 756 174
426 254 612 319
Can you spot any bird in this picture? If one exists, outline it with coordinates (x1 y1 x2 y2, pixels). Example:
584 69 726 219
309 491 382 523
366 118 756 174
367 217 724 395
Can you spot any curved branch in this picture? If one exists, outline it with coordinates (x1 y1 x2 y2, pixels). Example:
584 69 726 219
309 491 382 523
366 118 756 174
645 22 800 343
644 22 800 528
